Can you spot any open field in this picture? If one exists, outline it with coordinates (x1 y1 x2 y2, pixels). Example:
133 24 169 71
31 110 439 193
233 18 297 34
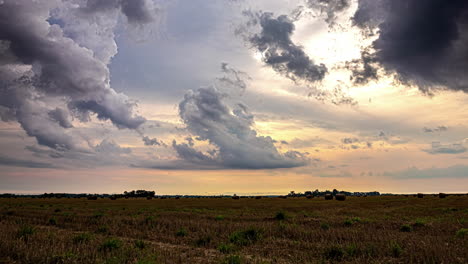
0 196 467 264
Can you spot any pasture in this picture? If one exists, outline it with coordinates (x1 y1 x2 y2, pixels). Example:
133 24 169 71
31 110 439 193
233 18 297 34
0 195 467 263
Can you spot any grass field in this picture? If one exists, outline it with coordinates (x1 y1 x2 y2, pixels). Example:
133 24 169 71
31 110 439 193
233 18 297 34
0 195 467 263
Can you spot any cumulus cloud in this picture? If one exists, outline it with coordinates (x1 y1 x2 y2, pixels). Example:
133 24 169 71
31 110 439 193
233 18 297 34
172 84 309 169
142 136 162 146
352 0 468 91
0 0 156 150
240 11 327 83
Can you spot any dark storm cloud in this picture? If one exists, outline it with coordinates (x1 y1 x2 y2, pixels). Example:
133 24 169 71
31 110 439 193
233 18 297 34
241 11 327 83
0 0 154 150
352 0 468 91
175 86 309 169
83 0 157 25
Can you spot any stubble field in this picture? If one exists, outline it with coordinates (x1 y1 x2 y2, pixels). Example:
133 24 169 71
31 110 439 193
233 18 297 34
0 195 467 264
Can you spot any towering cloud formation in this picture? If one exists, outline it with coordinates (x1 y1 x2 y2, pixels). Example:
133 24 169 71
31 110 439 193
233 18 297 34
242 12 327 83
175 86 308 169
352 0 468 92
0 0 157 149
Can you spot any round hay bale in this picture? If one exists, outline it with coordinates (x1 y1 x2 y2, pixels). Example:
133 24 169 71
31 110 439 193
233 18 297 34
324 194 333 200
306 195 313 199
146 196 153 200
255 196 262 199
417 193 424 198
335 194 346 201
439 193 447 198
232 196 240 200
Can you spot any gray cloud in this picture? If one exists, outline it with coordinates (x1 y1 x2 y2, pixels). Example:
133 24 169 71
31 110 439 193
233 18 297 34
0 155 57 169
174 85 309 169
384 165 468 179
423 141 467 155
352 0 468 92
83 0 157 25
341 137 359 144
240 11 327 83
142 136 162 146
0 0 154 150
423 126 448 133
306 0 351 26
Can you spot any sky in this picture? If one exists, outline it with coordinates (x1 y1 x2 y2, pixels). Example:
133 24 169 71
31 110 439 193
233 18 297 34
1 0 468 195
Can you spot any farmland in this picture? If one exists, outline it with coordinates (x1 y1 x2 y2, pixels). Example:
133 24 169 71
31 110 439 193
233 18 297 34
0 195 467 263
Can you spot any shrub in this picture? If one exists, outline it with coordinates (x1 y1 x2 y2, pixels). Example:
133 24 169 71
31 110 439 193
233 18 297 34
412 219 426 228
400 224 412 232
99 238 122 251
456 228 467 238
222 255 241 264
390 241 403 257
275 211 287 221
96 225 109 234
344 219 353 227
176 228 187 237
17 225 35 240
195 236 212 247
72 232 92 244
215 215 225 221
134 240 146 249
345 244 360 257
48 217 57 226
323 245 344 260
229 228 261 246
320 223 330 230
218 243 235 254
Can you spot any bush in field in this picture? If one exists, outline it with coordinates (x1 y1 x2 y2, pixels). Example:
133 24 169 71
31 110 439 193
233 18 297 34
323 245 344 260
73 232 93 244
275 211 287 221
96 225 109 234
320 223 330 230
412 219 426 228
456 228 467 238
48 217 57 226
134 240 146 249
344 219 353 227
218 243 235 254
176 228 187 237
215 215 225 221
222 255 241 264
99 238 122 251
229 228 261 246
400 224 412 232
390 241 403 257
17 225 35 240
195 235 212 247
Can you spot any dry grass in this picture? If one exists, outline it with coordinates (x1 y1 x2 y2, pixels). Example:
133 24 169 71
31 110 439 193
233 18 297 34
0 195 467 263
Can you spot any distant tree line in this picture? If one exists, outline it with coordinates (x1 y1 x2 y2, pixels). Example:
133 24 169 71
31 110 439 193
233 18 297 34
288 189 380 197
0 190 156 199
